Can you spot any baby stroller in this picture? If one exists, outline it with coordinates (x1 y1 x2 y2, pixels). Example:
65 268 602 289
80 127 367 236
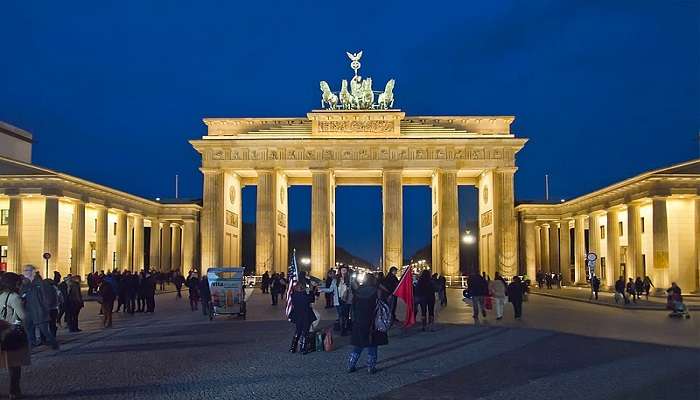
667 293 690 319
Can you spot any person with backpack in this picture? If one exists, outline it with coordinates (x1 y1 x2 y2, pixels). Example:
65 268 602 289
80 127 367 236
0 272 31 399
347 274 387 374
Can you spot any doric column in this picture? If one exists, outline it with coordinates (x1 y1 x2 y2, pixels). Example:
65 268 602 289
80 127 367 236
148 218 160 270
433 170 459 276
559 219 571 284
7 195 23 274
539 224 550 273
311 169 334 278
95 206 109 271
588 212 601 279
522 219 537 280
627 203 642 279
116 211 128 270
126 216 133 269
534 225 541 271
652 198 669 287
382 170 403 272
256 170 276 274
182 219 197 273
606 208 620 282
43 196 60 274
574 215 586 284
171 223 182 274
201 169 224 270
696 199 700 291
549 222 559 274
161 223 172 271
71 201 86 277
493 168 518 277
133 215 144 269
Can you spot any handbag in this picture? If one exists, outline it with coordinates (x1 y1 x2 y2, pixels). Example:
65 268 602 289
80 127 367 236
0 293 27 352
323 328 334 351
484 296 493 310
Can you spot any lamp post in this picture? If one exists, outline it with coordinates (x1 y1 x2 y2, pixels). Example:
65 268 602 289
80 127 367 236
462 230 476 275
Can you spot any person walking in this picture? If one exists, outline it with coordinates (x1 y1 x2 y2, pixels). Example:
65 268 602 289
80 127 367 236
634 277 644 301
289 280 316 354
590 274 601 300
0 272 31 399
642 275 655 300
347 274 387 374
467 272 489 321
136 271 147 312
507 276 526 319
186 272 201 311
43 276 61 340
144 272 156 313
437 274 447 307
65 275 84 332
173 272 186 299
626 278 636 304
324 270 335 309
98 274 116 328
614 276 628 304
20 265 59 350
199 274 211 316
270 273 282 306
260 271 270 294
415 270 436 331
489 272 507 320
56 275 69 328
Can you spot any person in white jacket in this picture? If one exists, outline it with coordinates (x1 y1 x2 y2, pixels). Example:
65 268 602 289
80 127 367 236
488 272 508 320
319 266 353 335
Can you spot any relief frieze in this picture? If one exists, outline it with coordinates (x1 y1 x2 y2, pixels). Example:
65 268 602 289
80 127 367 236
318 120 394 134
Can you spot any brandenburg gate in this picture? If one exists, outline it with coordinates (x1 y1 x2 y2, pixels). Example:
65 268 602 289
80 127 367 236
191 52 526 278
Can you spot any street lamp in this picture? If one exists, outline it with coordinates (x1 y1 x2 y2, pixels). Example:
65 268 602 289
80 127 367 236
462 230 476 244
300 257 310 266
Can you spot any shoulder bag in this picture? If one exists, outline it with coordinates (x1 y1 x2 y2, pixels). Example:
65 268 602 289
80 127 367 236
0 293 28 351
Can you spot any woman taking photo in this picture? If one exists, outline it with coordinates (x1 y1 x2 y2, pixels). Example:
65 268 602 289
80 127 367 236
0 272 30 399
347 273 388 374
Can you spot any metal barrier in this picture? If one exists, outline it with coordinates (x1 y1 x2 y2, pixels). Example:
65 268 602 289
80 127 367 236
444 276 468 288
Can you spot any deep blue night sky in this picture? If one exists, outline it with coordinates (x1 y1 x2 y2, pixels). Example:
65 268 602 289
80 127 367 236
1 1 698 264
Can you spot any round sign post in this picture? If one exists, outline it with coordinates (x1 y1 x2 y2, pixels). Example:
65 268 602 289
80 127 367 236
43 252 51 279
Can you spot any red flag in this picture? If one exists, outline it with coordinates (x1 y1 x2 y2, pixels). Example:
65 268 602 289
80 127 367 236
392 267 415 328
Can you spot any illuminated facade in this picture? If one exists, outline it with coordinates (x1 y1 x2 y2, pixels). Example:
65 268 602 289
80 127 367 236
0 155 201 276
517 159 700 291
191 110 526 278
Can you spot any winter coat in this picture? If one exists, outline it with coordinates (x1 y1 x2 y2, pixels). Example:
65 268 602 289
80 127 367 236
198 278 211 301
21 277 51 323
415 278 436 304
350 285 388 348
66 280 84 311
591 277 601 290
289 291 316 327
0 291 31 368
507 282 525 303
614 279 625 294
99 281 116 304
489 279 507 299
467 275 489 297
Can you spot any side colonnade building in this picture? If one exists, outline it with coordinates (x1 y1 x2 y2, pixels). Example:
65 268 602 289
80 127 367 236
516 159 700 292
0 153 201 277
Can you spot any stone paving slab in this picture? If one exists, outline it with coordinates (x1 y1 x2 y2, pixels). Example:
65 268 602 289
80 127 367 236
530 287 699 311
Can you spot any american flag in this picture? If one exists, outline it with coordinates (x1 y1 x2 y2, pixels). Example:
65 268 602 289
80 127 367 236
285 248 299 318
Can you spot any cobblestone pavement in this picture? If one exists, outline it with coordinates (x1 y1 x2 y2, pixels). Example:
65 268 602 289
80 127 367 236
3 288 698 399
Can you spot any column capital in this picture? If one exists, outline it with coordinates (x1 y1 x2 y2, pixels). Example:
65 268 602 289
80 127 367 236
494 166 518 174
199 167 223 175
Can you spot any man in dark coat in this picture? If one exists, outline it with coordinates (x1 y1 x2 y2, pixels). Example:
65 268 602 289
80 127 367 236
65 275 84 332
173 272 186 298
590 275 601 300
144 273 156 313
21 265 59 349
507 276 526 319
348 274 387 374
260 271 270 294
198 275 211 316
467 273 489 320
289 281 316 354
383 267 400 321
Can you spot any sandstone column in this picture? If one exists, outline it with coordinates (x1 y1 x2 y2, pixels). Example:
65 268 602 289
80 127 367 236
559 219 571 284
493 168 518 277
382 170 403 272
549 222 559 274
95 206 109 271
311 169 334 278
534 225 541 272
434 170 459 276
588 212 601 279
116 211 128 270
696 199 700 291
148 218 160 270
627 203 642 279
171 223 182 274
182 219 197 272
652 198 669 287
540 224 550 273
522 219 537 279
71 201 86 277
606 208 620 281
161 223 172 272
133 215 144 269
574 215 586 284
201 169 224 270
43 196 60 275
256 170 276 274
7 195 23 274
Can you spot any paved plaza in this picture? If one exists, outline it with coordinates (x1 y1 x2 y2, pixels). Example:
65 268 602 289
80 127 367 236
5 288 699 399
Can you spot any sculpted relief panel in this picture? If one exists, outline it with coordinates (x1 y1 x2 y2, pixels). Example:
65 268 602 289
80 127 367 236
317 120 394 134
206 145 509 163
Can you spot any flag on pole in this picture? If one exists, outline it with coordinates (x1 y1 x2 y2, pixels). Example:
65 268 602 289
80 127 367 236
392 266 415 328
285 249 299 319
